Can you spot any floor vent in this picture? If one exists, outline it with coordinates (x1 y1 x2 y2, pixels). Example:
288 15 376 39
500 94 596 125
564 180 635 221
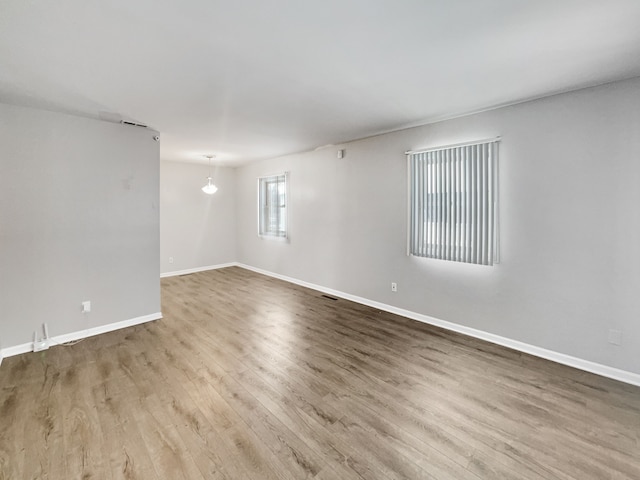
321 294 339 301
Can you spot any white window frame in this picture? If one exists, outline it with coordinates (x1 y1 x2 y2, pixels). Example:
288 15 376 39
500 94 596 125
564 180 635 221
407 138 500 266
258 172 288 239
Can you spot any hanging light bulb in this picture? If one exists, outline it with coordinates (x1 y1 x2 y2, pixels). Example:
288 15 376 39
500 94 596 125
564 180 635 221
202 176 218 194
202 155 218 194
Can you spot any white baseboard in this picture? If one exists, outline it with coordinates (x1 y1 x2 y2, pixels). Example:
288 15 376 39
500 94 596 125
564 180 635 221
0 312 162 360
237 263 640 387
160 262 237 278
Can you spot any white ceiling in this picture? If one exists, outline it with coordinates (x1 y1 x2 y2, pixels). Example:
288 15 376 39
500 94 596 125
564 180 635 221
2 0 640 165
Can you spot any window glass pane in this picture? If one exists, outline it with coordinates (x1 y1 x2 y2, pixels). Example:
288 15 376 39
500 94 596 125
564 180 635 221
258 173 287 238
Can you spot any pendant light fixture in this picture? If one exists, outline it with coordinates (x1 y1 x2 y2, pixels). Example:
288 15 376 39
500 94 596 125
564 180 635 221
202 155 218 194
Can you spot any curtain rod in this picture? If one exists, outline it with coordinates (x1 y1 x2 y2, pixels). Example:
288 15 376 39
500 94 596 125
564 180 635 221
405 137 501 155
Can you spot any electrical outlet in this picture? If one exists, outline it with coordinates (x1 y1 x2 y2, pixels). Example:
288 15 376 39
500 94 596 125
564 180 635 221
82 301 91 313
169 256 174 264
391 282 397 292
608 329 622 346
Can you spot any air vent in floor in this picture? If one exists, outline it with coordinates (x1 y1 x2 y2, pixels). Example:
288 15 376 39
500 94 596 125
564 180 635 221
321 294 338 301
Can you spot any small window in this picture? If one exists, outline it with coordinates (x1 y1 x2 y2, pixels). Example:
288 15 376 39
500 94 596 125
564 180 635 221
258 173 288 238
408 139 499 265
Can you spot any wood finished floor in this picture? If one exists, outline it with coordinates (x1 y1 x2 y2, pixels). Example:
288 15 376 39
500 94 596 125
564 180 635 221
1 267 639 479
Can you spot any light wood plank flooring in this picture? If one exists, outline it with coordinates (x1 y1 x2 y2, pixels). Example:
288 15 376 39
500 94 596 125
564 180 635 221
1 266 639 479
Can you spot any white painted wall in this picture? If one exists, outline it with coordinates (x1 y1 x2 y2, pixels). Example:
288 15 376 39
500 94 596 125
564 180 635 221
160 161 236 274
236 77 640 375
0 103 160 350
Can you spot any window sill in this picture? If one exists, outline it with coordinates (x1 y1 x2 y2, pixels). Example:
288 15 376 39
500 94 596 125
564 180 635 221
258 234 289 243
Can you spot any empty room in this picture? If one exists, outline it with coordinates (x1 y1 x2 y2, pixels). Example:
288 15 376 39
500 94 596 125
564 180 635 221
1 1 640 479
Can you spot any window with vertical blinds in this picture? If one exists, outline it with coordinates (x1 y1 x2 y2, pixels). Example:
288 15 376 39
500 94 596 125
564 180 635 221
258 173 288 238
408 139 499 265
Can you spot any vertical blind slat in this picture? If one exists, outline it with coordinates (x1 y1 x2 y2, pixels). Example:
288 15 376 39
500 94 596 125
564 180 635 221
483 144 490 265
431 152 436 258
443 149 448 260
423 153 429 258
476 144 482 265
420 155 424 256
477 145 487 265
487 143 494 266
423 154 427 258
451 148 460 262
471 147 476 264
415 155 420 256
433 153 438 259
411 156 416 255
440 151 445 260
433 152 438 259
419 155 423 256
447 148 453 261
413 156 418 255
422 153 433 256
465 148 471 264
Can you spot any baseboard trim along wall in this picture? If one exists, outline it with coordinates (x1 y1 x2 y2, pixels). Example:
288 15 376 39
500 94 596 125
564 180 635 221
160 263 237 278
0 312 162 360
237 263 640 387
4 262 638 388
